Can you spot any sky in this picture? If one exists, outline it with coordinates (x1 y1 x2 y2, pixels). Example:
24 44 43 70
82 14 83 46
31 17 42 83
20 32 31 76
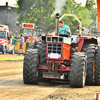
75 0 96 6
0 0 97 7
0 0 17 6
75 0 87 6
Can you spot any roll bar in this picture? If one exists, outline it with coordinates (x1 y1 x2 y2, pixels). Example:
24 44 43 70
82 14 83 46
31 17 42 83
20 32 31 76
59 14 82 36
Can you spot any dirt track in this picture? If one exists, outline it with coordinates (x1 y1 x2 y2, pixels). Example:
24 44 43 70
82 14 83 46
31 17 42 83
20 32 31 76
0 61 100 100
0 53 23 58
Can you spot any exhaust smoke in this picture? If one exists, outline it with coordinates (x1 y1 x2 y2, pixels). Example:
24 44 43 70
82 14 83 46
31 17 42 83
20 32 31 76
55 0 66 14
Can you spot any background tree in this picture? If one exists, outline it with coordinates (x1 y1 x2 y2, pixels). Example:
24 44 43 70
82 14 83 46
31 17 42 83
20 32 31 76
17 0 55 33
16 0 97 34
85 0 96 12
61 0 81 33
85 0 97 21
61 0 96 34
90 7 97 22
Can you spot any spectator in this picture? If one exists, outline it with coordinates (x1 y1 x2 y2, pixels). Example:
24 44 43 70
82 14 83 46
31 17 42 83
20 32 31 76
8 32 12 44
24 33 29 50
19 34 24 55
24 33 28 42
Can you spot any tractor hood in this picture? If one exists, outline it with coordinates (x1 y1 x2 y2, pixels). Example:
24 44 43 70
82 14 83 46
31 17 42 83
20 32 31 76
46 35 71 45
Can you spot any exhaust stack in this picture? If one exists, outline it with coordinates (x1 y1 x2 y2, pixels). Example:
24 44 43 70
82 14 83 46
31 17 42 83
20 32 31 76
55 13 59 35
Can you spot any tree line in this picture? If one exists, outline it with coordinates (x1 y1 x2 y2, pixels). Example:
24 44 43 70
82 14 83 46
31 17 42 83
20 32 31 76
16 0 97 34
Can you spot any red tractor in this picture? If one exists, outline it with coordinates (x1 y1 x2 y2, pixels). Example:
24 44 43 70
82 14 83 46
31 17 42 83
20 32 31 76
23 14 100 88
0 25 15 54
20 23 42 50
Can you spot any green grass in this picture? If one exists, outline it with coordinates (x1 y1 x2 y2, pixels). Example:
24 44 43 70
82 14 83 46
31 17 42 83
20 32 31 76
0 57 24 61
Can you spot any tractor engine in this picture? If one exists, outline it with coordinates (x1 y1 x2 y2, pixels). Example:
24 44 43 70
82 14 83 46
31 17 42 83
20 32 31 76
46 36 71 60
44 35 71 75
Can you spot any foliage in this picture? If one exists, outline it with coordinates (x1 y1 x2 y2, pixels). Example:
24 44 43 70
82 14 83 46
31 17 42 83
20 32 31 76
85 0 96 11
61 0 81 33
90 7 97 21
17 0 55 33
16 0 97 34
76 7 94 27
85 0 97 21
61 0 96 33
18 29 23 34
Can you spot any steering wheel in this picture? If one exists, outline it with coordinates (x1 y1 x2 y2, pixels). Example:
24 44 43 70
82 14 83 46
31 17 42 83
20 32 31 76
59 30 69 37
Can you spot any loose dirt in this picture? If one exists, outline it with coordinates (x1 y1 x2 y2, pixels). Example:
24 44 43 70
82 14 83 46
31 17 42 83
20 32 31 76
0 53 23 58
0 61 100 100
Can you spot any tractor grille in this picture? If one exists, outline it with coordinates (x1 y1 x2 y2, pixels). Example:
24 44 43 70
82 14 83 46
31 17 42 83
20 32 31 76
47 43 62 58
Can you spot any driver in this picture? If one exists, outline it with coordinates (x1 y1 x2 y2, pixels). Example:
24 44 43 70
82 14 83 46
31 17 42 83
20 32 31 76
59 20 71 38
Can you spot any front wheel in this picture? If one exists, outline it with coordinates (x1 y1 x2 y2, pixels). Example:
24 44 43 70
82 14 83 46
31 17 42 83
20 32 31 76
70 52 87 88
23 49 39 84
94 47 100 85
82 44 97 85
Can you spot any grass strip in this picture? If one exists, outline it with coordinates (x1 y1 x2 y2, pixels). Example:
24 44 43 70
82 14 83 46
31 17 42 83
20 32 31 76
0 57 24 61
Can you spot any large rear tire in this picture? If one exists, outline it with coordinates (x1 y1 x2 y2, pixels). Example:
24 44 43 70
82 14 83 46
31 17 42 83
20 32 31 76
35 40 46 65
27 40 46 65
25 40 46 82
28 42 35 49
95 47 100 85
70 52 87 88
23 49 39 84
82 44 97 85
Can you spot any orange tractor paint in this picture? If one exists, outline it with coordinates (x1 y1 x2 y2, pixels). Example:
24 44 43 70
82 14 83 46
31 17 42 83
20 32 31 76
97 0 100 33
